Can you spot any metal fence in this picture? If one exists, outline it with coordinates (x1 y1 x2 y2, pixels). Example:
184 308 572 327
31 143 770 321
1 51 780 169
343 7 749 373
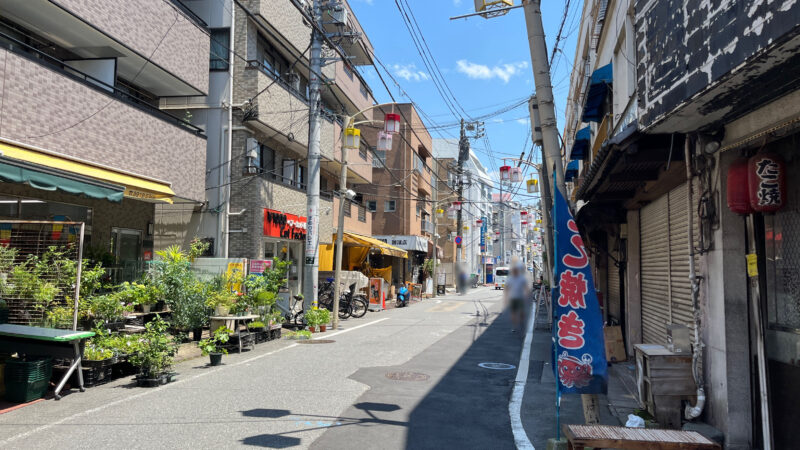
0 220 84 329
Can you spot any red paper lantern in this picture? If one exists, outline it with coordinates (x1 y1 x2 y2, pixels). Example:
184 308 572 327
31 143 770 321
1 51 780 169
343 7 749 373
727 158 753 215
748 153 786 213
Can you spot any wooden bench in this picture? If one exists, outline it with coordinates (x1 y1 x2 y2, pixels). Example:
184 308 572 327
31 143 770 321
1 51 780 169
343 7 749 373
563 424 720 450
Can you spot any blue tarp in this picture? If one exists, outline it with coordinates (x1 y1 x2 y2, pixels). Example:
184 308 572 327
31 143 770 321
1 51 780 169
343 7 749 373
570 126 591 160
581 63 612 123
564 160 579 182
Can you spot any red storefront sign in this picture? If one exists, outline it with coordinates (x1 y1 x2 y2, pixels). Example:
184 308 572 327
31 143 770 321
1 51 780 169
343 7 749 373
263 209 307 241
748 153 787 213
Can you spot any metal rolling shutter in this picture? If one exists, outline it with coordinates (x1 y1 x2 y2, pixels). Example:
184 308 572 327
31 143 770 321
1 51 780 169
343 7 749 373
668 183 696 341
607 248 621 322
640 194 670 345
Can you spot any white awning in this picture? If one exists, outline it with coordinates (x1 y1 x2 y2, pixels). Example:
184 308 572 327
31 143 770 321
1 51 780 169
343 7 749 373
373 235 429 253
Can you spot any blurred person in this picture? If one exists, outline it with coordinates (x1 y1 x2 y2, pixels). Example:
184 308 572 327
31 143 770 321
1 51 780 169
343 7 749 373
504 261 531 333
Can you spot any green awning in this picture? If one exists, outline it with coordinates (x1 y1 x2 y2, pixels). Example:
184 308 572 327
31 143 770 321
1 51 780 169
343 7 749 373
0 157 124 202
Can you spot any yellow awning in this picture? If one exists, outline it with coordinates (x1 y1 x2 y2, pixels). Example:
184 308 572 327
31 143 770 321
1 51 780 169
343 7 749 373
0 141 175 203
336 232 408 259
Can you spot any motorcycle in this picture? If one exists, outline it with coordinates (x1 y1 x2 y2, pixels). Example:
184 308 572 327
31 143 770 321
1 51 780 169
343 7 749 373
396 285 410 308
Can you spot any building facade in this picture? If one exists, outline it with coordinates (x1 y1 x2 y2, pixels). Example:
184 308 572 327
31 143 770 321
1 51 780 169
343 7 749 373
361 103 435 286
563 1 800 448
0 0 209 281
172 0 375 300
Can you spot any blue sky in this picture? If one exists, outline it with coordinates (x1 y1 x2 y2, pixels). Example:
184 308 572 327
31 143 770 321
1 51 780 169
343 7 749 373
349 0 582 204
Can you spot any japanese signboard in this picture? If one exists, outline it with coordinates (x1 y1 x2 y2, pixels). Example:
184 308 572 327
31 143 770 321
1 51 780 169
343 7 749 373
249 259 273 275
263 208 307 241
551 186 607 394
748 153 786 213
480 216 487 252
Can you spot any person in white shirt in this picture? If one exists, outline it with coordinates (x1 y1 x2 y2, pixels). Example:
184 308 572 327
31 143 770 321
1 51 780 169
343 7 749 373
504 261 531 332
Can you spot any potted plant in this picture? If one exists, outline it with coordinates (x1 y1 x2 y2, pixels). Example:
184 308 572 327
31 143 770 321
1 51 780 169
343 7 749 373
82 346 116 386
129 316 178 386
197 326 233 366
317 308 330 332
206 288 236 317
247 321 267 343
305 307 325 333
86 294 133 330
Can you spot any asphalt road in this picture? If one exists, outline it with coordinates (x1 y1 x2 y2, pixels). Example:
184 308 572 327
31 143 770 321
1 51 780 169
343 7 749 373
0 287 521 449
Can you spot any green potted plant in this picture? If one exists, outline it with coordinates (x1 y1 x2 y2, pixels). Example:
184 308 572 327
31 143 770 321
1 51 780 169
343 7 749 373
316 308 330 332
129 316 178 386
206 289 236 317
305 307 326 333
197 326 233 366
81 346 116 386
85 294 133 330
117 282 160 314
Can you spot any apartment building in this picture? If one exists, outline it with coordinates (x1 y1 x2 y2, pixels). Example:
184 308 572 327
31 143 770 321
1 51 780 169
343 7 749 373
0 0 209 280
431 139 493 285
172 0 375 299
361 103 435 286
563 1 800 448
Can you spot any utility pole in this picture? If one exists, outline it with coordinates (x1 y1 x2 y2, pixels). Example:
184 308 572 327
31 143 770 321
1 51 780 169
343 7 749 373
431 201 439 298
303 0 323 310
523 0 566 197
456 119 469 266
331 116 351 330
523 0 596 424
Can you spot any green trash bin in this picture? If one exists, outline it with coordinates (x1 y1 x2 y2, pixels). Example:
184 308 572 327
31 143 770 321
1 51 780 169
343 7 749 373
4 356 53 403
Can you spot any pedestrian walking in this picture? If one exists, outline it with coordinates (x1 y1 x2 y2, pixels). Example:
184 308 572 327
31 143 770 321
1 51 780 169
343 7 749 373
504 261 531 333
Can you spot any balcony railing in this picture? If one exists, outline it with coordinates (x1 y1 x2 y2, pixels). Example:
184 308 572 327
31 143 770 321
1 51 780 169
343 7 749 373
0 29 206 137
421 219 434 235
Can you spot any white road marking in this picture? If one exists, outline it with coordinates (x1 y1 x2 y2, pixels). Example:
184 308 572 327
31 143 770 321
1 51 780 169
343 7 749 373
0 317 390 446
509 302 536 450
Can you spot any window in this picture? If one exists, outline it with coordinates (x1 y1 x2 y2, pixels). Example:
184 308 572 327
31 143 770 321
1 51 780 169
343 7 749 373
413 153 425 173
372 150 386 168
367 200 377 212
260 144 275 179
360 82 368 98
297 165 307 189
359 145 368 160
343 199 352 217
343 63 354 79
385 200 396 212
282 159 296 186
210 28 230 70
257 35 309 99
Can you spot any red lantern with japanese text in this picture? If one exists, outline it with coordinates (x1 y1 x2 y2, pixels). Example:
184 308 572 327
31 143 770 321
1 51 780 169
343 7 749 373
748 153 786 213
726 158 753 215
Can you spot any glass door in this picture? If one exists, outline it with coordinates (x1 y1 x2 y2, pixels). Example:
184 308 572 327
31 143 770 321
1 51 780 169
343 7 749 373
111 228 142 282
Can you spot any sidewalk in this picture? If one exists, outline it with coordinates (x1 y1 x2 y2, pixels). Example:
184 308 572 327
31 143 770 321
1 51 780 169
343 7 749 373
520 305 619 448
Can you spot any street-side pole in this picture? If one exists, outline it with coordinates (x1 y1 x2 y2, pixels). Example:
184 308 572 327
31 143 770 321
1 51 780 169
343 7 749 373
456 119 468 266
432 207 438 298
523 0 595 424
523 0 565 197
331 116 351 330
537 163 554 286
303 0 323 311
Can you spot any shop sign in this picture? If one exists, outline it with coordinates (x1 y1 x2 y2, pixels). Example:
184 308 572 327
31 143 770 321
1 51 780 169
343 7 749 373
373 235 428 252
249 259 273 275
551 184 607 394
263 208 307 241
748 153 786 213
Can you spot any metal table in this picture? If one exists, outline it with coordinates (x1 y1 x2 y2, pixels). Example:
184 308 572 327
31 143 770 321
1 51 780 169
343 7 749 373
209 315 259 353
0 324 95 400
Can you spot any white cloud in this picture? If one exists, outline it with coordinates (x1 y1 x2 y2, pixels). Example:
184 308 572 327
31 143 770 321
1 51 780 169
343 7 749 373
455 60 529 83
354 0 373 4
453 0 462 5
516 118 529 125
392 63 430 82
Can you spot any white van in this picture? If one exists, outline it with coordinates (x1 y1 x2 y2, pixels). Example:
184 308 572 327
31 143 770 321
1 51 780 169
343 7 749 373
494 266 509 290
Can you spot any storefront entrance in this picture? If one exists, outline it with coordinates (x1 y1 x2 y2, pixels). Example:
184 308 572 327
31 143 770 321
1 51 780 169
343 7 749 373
264 239 303 298
759 140 800 449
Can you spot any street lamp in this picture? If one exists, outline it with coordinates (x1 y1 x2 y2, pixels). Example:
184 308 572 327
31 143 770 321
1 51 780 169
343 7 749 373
331 104 400 329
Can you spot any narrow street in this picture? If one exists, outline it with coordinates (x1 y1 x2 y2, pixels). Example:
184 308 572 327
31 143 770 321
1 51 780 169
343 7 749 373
0 287 525 449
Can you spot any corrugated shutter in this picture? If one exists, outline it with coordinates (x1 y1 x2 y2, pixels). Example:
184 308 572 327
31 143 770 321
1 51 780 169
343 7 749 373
640 194 670 345
607 249 621 321
668 183 697 342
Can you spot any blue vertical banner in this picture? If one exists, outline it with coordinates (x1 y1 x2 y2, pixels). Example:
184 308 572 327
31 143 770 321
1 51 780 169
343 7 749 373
479 216 487 252
551 186 607 394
